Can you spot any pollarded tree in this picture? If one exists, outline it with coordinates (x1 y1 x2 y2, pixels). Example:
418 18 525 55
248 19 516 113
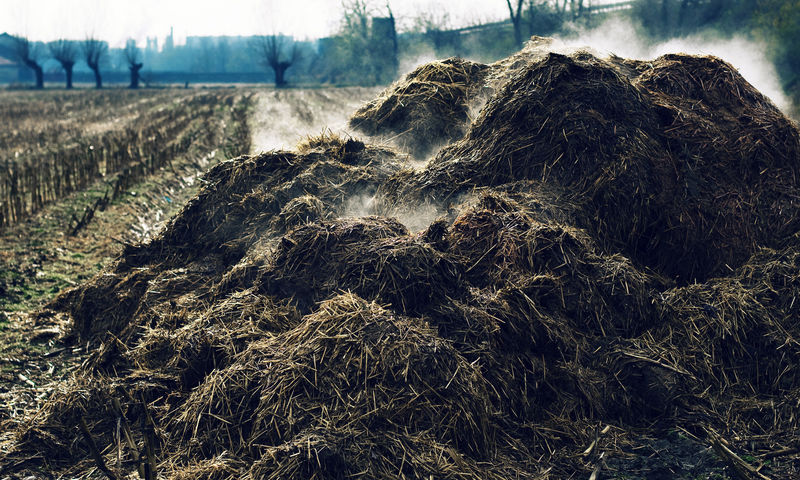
49 39 78 89
124 40 143 89
13 36 44 89
253 35 299 88
83 37 108 89
506 0 525 48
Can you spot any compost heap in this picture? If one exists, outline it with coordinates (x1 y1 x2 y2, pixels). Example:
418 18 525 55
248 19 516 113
2 41 800 479
350 57 491 158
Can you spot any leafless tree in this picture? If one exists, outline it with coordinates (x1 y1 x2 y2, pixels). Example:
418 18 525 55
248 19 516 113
381 4 398 81
335 0 393 84
341 0 372 41
216 37 229 73
13 36 44 89
253 35 299 87
82 37 107 89
412 9 452 52
506 0 525 48
569 0 585 19
551 0 569 16
124 40 143 89
525 0 551 35
49 40 78 89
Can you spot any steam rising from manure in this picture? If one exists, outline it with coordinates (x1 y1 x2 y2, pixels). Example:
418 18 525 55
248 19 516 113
556 18 793 114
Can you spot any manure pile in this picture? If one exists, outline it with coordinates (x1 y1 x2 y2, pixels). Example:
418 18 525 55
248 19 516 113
2 40 800 479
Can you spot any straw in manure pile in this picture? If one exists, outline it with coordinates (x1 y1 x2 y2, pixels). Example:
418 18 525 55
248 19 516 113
350 57 491 158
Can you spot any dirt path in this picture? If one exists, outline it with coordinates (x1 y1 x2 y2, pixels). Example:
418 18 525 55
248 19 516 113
249 87 380 153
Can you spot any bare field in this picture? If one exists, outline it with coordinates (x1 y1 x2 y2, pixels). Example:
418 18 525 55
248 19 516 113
0 88 254 228
0 87 254 430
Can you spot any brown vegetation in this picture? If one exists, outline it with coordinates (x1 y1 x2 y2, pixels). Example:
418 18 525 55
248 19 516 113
383 50 800 282
0 90 251 229
2 40 800 479
350 57 490 158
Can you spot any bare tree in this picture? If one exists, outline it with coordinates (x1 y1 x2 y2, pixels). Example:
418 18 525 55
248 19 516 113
569 0 585 19
124 40 143 89
506 0 525 48
49 40 78 89
413 9 452 53
13 36 44 89
334 0 381 84
216 37 229 73
341 0 372 41
373 4 398 82
253 35 299 87
82 37 107 89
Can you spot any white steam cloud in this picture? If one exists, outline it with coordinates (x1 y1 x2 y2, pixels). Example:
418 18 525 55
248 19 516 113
343 192 446 233
554 17 793 114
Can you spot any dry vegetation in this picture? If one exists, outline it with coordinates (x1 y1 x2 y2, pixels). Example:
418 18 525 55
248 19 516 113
350 58 491 158
0 88 253 450
2 39 800 479
0 89 251 228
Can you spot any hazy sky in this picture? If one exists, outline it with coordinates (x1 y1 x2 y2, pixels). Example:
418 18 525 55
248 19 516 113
2 0 517 47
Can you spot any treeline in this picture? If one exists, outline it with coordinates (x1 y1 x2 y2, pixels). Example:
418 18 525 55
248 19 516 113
7 35 148 89
6 0 799 95
305 0 607 85
4 0 607 88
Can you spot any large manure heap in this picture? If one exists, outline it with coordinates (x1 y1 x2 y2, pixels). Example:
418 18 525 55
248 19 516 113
2 39 799 479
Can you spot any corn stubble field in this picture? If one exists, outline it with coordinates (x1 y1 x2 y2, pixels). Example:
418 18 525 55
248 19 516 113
1 39 800 479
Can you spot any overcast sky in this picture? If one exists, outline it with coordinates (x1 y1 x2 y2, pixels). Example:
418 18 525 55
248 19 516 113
2 0 522 47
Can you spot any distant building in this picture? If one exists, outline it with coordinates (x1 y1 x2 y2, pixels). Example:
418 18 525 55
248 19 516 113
164 27 174 52
145 36 159 65
146 37 158 53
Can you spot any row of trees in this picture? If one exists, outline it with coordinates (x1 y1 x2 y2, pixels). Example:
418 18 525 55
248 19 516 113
10 0 579 90
12 36 143 89
10 0 798 95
